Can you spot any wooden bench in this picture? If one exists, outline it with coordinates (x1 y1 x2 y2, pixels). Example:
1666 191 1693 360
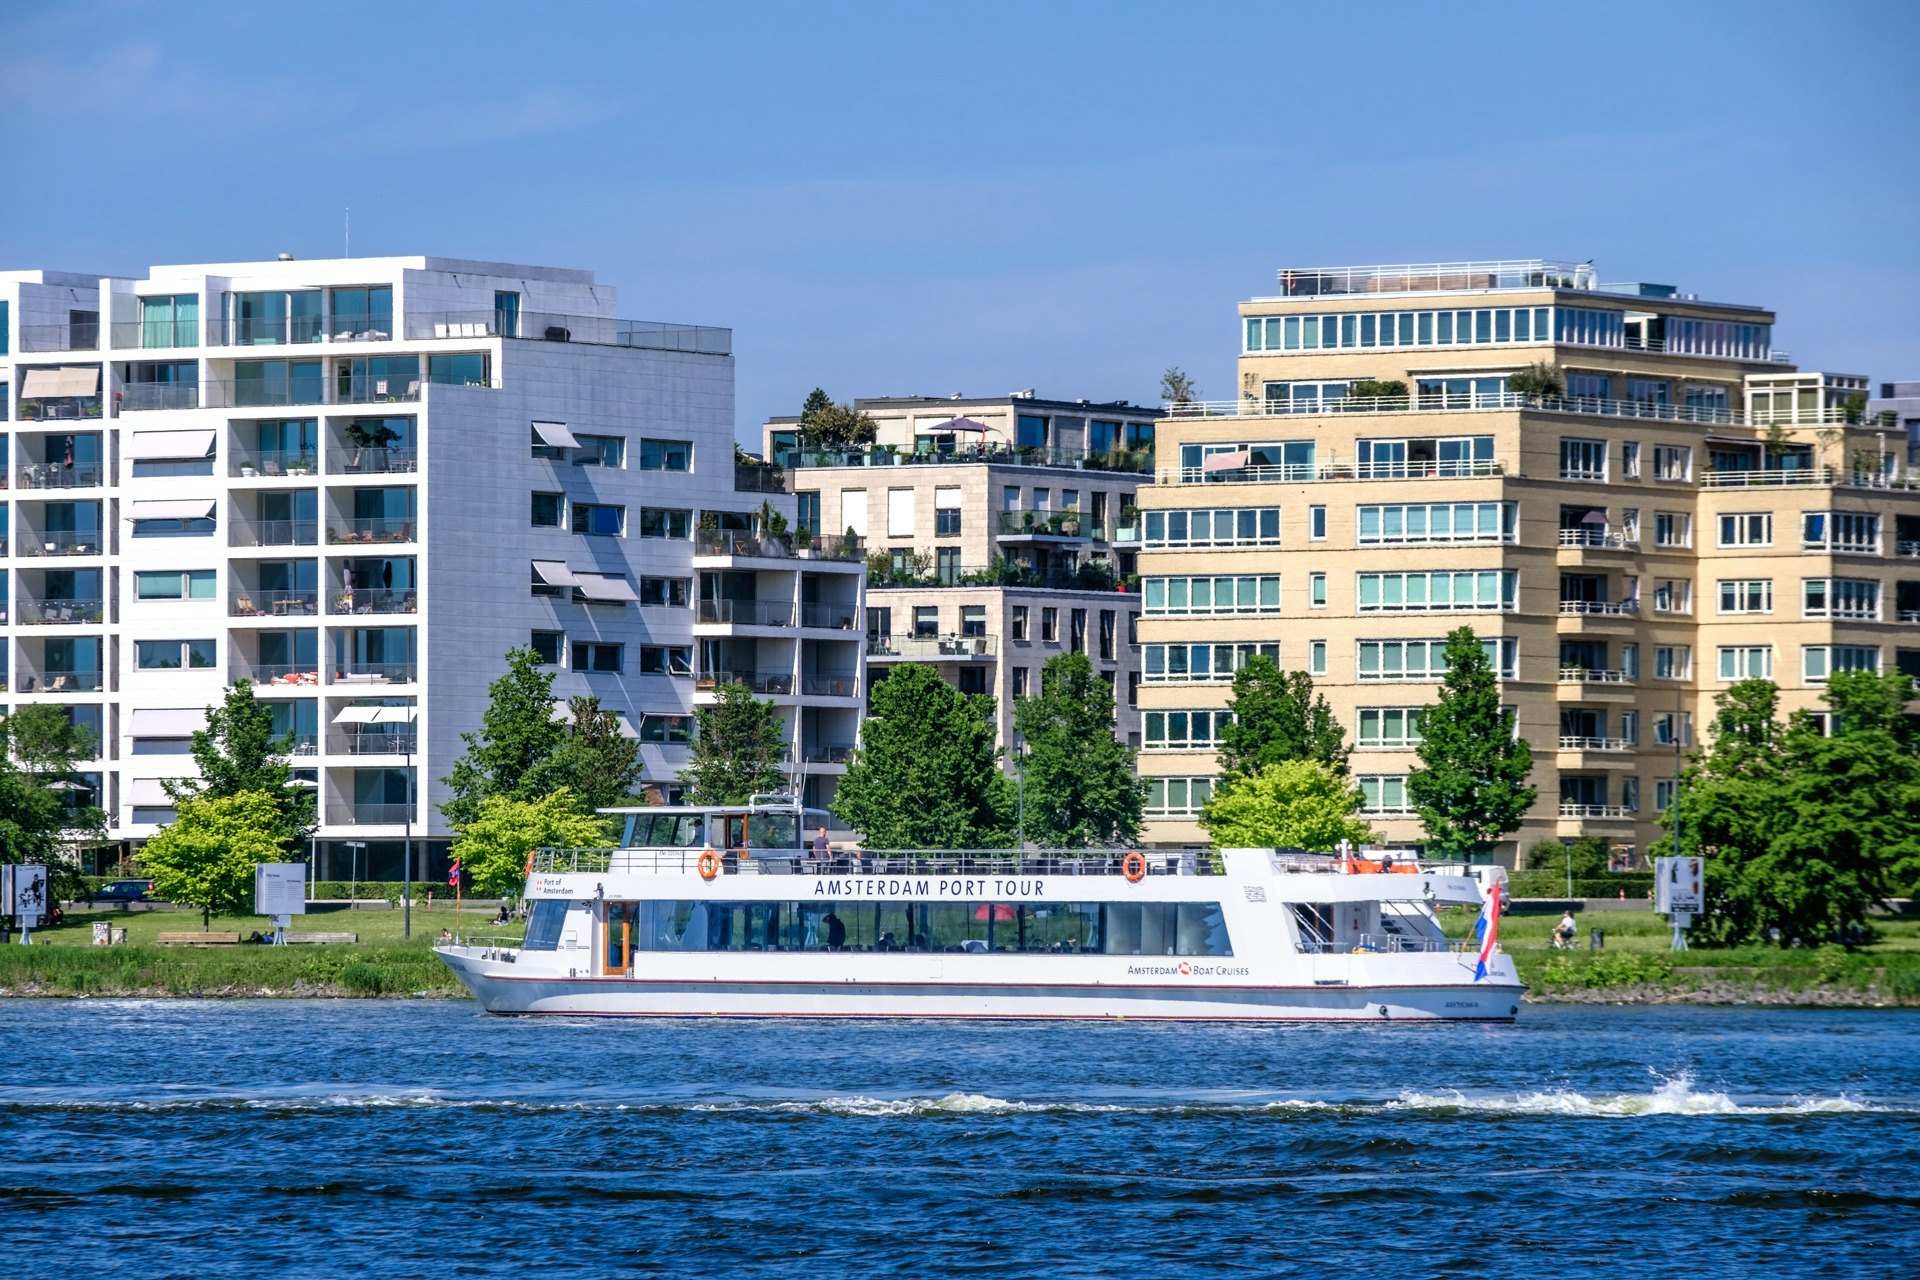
284 931 358 945
157 931 242 946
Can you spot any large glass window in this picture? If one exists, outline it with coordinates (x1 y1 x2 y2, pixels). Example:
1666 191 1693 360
1143 575 1281 616
1358 637 1517 680
427 352 489 386
1357 570 1515 613
139 294 199 348
1142 507 1281 549
639 438 690 471
1357 502 1513 545
1143 642 1280 682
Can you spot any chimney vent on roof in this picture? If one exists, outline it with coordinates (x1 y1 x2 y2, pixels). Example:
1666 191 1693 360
277 253 294 261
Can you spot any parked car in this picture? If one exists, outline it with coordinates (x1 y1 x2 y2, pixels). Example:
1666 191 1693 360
93 879 155 905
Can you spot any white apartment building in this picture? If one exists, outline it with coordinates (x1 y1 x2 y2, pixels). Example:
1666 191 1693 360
0 256 862 877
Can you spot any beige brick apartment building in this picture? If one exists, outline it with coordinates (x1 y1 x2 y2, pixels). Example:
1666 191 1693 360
1136 259 1917 863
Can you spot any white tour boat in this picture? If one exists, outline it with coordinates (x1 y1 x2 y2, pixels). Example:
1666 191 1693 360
435 801 1523 1021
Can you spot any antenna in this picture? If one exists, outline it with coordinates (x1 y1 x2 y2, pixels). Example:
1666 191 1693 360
344 207 350 257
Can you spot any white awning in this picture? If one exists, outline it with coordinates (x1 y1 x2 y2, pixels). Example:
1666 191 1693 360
128 778 176 806
57 366 101 396
333 705 417 725
129 429 217 461
613 713 639 740
1202 449 1251 472
129 708 206 737
531 420 580 448
130 498 217 521
18 368 61 398
531 559 577 587
549 700 638 738
574 573 638 602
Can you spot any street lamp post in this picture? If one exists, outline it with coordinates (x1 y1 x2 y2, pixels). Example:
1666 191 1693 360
344 841 366 908
1012 728 1025 850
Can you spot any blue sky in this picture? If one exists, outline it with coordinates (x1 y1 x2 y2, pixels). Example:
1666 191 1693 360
4 0 1916 442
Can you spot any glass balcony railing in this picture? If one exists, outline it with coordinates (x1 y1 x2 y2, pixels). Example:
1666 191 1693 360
232 520 319 548
230 448 319 478
16 398 104 422
235 664 321 688
17 598 105 625
335 446 418 475
17 531 104 556
16 464 105 489
328 590 417 616
329 733 418 756
231 589 320 618
332 662 418 685
696 671 793 695
695 600 795 626
326 802 416 826
328 518 415 545
110 319 201 349
18 671 104 693
799 675 860 697
997 510 1088 537
119 383 201 411
799 602 860 629
19 321 100 352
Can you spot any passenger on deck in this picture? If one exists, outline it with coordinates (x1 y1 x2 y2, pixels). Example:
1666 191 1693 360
876 931 896 952
824 911 847 951
812 826 831 867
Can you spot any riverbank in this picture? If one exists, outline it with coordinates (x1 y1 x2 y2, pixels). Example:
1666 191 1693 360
3 906 1917 1004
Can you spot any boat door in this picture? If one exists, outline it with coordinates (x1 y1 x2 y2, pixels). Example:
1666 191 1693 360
603 903 634 977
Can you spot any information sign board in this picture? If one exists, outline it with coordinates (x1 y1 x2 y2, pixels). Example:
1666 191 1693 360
254 864 308 918
1654 856 1704 915
2 864 49 927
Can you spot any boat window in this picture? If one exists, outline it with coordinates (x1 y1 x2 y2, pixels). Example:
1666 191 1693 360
625 900 1232 956
623 813 704 847
522 899 571 951
744 812 799 850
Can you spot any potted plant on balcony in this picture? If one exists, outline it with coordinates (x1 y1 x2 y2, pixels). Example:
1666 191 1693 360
345 420 401 469
793 525 815 557
1506 363 1564 405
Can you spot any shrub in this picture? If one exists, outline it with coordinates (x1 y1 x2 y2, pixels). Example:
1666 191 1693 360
338 961 391 996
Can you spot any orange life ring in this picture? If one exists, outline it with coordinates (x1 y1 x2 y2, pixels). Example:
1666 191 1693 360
1122 851 1148 883
524 850 536 877
697 850 721 881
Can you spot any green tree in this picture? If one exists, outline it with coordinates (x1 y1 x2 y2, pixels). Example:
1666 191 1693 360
1525 837 1612 878
798 388 877 448
440 649 565 830
1160 367 1196 406
1680 673 1920 944
835 664 1011 848
1506 361 1564 399
1346 378 1409 402
680 682 786 804
1199 761 1376 851
1215 657 1348 780
0 706 102 871
1406 627 1537 857
449 789 615 898
1013 653 1143 847
139 791 286 926
165 681 312 852
549 695 644 812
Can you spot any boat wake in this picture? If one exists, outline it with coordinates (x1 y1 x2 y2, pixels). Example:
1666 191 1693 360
1389 1071 1880 1118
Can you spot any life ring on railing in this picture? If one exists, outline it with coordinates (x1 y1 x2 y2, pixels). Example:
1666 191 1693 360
698 850 721 881
1122 851 1148 883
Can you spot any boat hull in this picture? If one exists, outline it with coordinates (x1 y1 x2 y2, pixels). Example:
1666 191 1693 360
436 949 1523 1022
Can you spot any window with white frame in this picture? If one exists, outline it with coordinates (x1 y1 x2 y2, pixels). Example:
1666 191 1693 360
887 489 915 538
1144 776 1214 816
1143 642 1280 683
1717 645 1773 680
1653 445 1692 481
1803 577 1880 619
1358 775 1412 815
1357 570 1515 613
1717 579 1773 614
1655 778 1678 812
1142 507 1281 549
1242 305 1555 353
1559 438 1607 481
1652 579 1691 614
1802 511 1879 553
1309 505 1327 540
1309 573 1327 607
1143 710 1233 751
1653 511 1691 547
1356 501 1514 545
1653 645 1691 680
1143 575 1281 616
1622 442 1641 478
1358 637 1517 680
1719 512 1772 547
1309 640 1327 676
1802 645 1879 683
1356 707 1424 749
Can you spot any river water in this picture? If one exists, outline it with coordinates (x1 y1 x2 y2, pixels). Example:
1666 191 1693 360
2 1001 1915 1277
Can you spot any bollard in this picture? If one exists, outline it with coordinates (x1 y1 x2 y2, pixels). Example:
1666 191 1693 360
1589 927 1605 951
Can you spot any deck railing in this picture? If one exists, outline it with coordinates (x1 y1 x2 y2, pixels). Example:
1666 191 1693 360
530 847 1215 877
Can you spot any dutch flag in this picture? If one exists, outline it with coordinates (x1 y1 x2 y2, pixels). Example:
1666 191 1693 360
1472 881 1503 981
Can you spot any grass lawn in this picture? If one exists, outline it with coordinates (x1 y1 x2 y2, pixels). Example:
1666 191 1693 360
0 901 524 998
1438 905 1920 1000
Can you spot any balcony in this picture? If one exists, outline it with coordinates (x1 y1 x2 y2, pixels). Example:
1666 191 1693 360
204 378 421 409
328 733 419 757
1700 467 1919 491
997 511 1089 539
17 531 104 557
19 320 100 352
694 531 865 562
802 743 856 765
231 448 319 479
16 397 103 422
1558 668 1635 685
119 383 201 412
333 662 417 687
1275 259 1596 298
233 520 319 549
231 589 320 619
1557 600 1638 616
866 558 1124 593
15 670 104 694
696 600 795 627
16 465 105 490
1162 390 1747 428
1558 528 1636 549
328 518 414 545
334 447 418 476
1898 541 1920 558
799 602 859 630
1558 736 1634 752
867 634 997 660
1156 458 1504 486
328 590 416 617
800 675 860 697
1897 610 1920 625
17 599 105 626
1559 804 1636 820
404 309 732 356
325 802 416 827
734 463 787 494
697 671 794 696
777 441 1152 475
234 664 321 689
109 319 200 349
